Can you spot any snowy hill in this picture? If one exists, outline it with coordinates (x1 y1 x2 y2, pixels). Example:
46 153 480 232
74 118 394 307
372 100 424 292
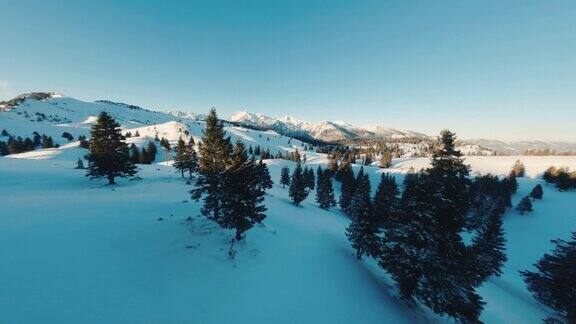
466 138 576 155
1 133 574 322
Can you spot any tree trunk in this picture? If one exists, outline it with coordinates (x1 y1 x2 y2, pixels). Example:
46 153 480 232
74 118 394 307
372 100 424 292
107 175 116 185
235 230 242 241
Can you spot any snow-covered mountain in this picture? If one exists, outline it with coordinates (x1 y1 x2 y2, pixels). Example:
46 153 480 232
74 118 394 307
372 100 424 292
229 110 427 142
466 139 576 155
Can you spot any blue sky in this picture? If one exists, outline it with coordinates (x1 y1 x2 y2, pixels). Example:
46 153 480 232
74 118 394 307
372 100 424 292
1 0 575 141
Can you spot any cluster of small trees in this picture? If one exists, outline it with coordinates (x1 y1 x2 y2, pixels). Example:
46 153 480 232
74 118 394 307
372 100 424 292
191 109 273 243
173 137 198 181
543 166 576 191
0 131 58 155
129 142 158 165
516 184 544 215
344 130 509 322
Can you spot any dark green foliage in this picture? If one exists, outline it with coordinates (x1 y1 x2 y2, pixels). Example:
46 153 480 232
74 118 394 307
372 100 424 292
130 143 140 164
173 137 188 178
191 109 233 221
289 162 309 205
380 130 505 322
346 173 380 259
338 162 355 213
521 232 576 322
373 173 399 228
280 166 291 188
0 141 8 156
256 159 273 190
75 158 85 169
221 141 268 240
315 166 336 209
78 135 90 149
304 166 315 191
85 112 136 185
516 196 533 215
61 132 74 141
147 141 158 162
530 184 543 200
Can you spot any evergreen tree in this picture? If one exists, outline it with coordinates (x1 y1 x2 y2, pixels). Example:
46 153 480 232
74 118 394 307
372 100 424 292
469 212 507 284
304 167 315 191
373 173 399 228
512 159 526 177
173 137 188 178
280 166 291 188
134 130 140 137
338 162 355 213
379 151 392 168
516 196 533 215
256 159 273 190
147 141 158 162
184 142 199 181
191 109 232 222
346 174 381 259
0 141 8 156
380 130 500 322
315 166 336 209
520 232 576 322
289 162 309 205
85 111 136 185
75 158 85 169
221 141 267 241
542 166 557 185
130 143 140 164
530 184 544 200
78 135 90 149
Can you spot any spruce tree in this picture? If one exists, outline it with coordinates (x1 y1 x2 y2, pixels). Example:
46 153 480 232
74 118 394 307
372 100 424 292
221 141 267 241
516 196 533 215
139 148 150 164
315 166 336 209
373 173 399 228
191 109 232 222
85 112 136 185
380 130 501 322
289 161 309 205
346 174 380 259
520 232 576 322
338 162 355 213
130 143 140 164
184 142 199 181
280 166 291 188
304 167 315 191
379 151 392 168
529 184 543 200
256 159 273 191
173 137 188 178
147 141 157 162
75 158 85 169
512 159 526 177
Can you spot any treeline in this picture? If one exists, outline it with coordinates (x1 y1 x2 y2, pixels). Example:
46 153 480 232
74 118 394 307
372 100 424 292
543 166 576 191
129 142 158 165
0 130 59 155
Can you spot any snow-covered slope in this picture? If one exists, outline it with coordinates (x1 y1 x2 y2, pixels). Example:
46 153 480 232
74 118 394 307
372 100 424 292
466 139 576 155
1 138 573 322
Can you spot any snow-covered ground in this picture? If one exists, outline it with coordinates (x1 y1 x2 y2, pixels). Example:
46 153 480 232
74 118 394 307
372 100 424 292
1 120 575 323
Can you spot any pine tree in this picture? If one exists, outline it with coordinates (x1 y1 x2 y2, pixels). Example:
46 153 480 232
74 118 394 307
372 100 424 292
520 232 576 322
173 137 188 178
256 159 273 190
304 167 315 191
147 141 158 162
75 158 85 169
78 135 90 149
315 166 336 209
130 143 140 164
184 142 199 181
191 109 232 221
338 162 355 213
512 159 526 177
134 130 140 137
346 174 381 259
139 148 150 164
469 212 507 284
289 161 309 205
373 173 399 228
280 166 291 188
380 130 498 322
529 184 543 200
516 196 533 215
85 111 136 185
379 151 392 168
221 141 267 241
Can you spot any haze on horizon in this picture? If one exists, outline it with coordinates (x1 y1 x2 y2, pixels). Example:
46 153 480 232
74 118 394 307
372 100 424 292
1 0 575 142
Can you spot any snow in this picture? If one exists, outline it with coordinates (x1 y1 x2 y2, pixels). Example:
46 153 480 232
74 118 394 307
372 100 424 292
1 96 575 323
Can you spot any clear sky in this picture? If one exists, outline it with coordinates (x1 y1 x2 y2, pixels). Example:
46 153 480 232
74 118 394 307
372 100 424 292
1 0 575 141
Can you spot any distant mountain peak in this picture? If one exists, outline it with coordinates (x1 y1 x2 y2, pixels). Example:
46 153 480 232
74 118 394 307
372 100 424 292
0 92 64 111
